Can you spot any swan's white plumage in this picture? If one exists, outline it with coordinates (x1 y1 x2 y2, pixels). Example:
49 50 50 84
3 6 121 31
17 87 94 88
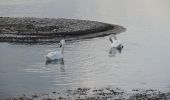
46 39 65 61
111 40 121 48
109 34 123 49
46 51 63 61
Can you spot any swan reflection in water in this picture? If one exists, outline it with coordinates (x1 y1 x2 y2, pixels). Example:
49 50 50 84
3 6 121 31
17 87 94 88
109 47 123 57
45 59 64 65
45 59 65 72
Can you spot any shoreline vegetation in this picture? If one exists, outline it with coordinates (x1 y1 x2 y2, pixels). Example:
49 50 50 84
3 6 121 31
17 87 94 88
1 88 170 100
0 17 126 43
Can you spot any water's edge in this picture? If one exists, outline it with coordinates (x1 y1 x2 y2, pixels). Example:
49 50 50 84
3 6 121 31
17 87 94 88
1 88 170 100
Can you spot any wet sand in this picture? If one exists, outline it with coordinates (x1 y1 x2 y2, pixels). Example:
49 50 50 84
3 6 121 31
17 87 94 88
1 88 170 100
0 17 126 43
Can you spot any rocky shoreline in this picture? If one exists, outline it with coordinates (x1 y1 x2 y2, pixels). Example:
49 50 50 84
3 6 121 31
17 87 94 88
0 17 126 43
1 88 170 100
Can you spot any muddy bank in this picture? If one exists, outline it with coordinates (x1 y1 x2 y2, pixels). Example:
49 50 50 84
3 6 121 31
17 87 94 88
0 17 126 43
1 88 170 100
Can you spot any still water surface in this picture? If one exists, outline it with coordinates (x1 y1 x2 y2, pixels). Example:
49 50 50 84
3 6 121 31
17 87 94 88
0 0 170 96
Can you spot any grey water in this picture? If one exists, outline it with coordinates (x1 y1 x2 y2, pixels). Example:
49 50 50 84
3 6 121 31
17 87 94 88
0 0 170 97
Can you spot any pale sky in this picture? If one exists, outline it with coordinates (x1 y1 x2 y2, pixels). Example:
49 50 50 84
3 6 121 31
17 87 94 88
0 0 46 5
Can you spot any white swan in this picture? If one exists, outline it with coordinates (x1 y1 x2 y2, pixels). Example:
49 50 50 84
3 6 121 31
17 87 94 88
46 39 65 61
109 34 123 50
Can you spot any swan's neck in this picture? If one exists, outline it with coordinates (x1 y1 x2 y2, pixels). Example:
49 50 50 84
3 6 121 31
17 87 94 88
110 38 118 44
109 37 113 43
109 35 117 43
61 45 64 55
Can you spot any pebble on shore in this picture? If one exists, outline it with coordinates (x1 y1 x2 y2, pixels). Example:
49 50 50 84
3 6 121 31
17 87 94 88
1 88 170 100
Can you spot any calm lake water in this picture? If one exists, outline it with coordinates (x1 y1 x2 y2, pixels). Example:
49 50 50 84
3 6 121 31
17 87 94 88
0 0 170 97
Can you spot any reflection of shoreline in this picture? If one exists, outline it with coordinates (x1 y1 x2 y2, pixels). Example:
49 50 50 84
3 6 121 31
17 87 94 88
45 59 65 72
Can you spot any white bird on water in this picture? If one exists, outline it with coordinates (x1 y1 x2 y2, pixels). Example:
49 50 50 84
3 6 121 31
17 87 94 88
46 39 65 61
109 34 123 51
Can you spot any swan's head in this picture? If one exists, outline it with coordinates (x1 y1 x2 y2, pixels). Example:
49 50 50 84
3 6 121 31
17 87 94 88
59 39 65 48
109 34 117 43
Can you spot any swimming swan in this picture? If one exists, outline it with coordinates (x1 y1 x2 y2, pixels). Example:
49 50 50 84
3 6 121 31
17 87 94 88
109 34 123 51
46 39 65 61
